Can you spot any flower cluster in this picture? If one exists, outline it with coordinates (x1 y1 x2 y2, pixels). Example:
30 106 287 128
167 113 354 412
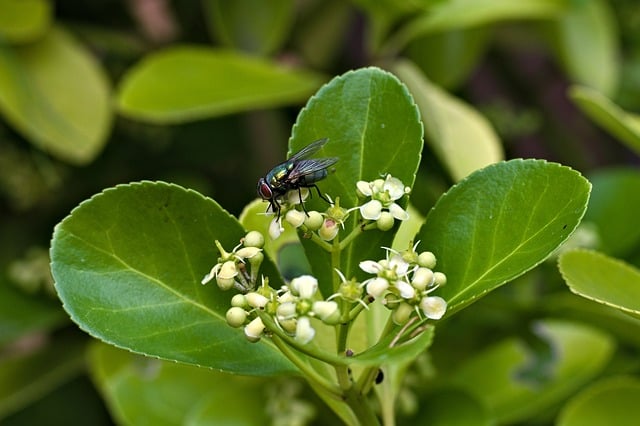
201 231 265 292
359 243 447 324
356 174 411 231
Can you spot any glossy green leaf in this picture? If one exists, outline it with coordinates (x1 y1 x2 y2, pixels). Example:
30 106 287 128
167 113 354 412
558 376 640 426
418 159 590 314
384 0 567 53
0 335 86 418
204 0 294 55
404 27 492 90
89 342 269 426
393 60 503 181
287 67 424 296
547 0 618 95
569 85 640 156
50 181 295 376
584 168 640 256
0 0 51 43
0 26 112 164
559 250 640 319
116 47 325 124
450 319 614 424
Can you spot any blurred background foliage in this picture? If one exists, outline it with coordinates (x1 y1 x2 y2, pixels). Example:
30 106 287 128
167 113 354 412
1 0 640 424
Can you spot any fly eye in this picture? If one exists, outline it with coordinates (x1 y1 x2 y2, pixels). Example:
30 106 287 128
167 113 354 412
257 180 272 199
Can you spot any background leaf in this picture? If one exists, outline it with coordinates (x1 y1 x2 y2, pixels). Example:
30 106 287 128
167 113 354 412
203 0 294 56
393 59 503 181
584 168 640 257
450 319 614 424
546 0 619 95
418 159 590 314
0 0 51 43
116 46 325 124
384 0 567 53
0 25 112 164
558 376 640 426
89 342 270 426
559 249 640 319
287 67 424 296
50 181 295 376
569 85 640 156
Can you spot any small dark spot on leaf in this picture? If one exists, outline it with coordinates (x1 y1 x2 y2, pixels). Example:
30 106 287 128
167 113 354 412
375 369 384 384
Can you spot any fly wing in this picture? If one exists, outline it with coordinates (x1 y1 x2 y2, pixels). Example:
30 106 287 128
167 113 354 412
288 138 330 162
287 157 339 181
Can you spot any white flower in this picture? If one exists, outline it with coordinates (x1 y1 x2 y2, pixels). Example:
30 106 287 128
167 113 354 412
291 275 318 299
360 251 412 299
269 217 284 240
366 277 389 297
244 317 265 342
356 174 410 223
285 209 306 228
295 316 315 344
420 296 447 320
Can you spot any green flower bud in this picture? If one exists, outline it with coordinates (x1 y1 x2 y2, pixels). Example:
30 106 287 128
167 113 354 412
418 251 437 269
392 302 414 325
303 211 324 231
243 231 265 248
226 307 247 327
376 211 395 231
433 271 447 287
231 294 248 308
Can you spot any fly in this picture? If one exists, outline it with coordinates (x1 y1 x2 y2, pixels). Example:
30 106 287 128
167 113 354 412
257 138 338 219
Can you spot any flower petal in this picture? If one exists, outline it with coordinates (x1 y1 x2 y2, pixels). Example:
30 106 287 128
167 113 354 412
359 260 382 274
360 200 382 220
389 203 409 220
383 175 406 200
366 277 389 298
395 280 415 299
356 180 373 196
291 275 318 299
420 296 447 320
295 316 315 344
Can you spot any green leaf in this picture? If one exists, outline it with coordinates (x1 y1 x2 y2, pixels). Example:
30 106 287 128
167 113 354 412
569 85 640 156
116 46 325 124
392 59 503 181
203 0 294 56
0 335 86 418
89 342 270 426
50 181 295 376
351 324 434 366
558 376 640 426
0 0 51 43
417 389 492 426
404 27 492 90
0 25 112 164
559 250 640 319
287 67 424 295
546 0 619 95
383 0 568 53
418 159 590 314
584 168 640 257
450 319 614 425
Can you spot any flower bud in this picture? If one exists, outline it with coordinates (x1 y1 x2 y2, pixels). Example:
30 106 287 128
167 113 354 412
376 211 395 231
243 231 265 248
285 209 306 228
303 211 324 231
231 294 247 308
216 260 238 290
433 272 447 287
392 302 414 325
246 292 269 309
295 317 315 344
226 307 247 327
313 301 340 324
411 268 434 291
235 246 262 259
269 218 283 240
418 251 437 269
276 302 297 320
244 317 265 342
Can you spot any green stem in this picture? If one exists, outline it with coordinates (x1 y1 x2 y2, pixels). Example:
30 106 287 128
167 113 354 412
271 335 342 399
308 231 333 252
